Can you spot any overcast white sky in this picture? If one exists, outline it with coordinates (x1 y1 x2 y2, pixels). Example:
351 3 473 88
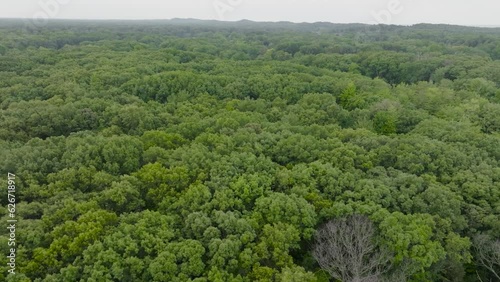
0 0 499 26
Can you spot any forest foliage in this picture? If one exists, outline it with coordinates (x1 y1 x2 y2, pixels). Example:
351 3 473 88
0 19 499 281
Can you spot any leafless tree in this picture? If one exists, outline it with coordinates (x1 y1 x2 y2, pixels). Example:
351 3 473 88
313 215 392 282
473 234 500 281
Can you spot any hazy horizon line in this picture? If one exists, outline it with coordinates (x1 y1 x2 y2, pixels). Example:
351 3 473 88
0 17 499 28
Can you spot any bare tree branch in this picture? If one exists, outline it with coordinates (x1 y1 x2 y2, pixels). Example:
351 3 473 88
313 215 393 282
473 234 500 281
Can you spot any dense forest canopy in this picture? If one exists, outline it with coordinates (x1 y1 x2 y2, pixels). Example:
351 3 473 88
0 19 499 281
